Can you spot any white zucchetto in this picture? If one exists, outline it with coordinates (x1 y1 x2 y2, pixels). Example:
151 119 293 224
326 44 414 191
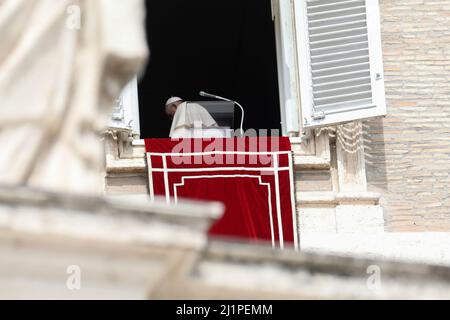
165 97 183 106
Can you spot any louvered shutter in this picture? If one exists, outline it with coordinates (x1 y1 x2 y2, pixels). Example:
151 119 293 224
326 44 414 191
109 77 141 137
295 0 386 128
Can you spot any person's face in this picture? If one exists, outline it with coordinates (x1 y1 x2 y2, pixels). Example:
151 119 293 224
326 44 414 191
165 101 182 119
165 104 177 119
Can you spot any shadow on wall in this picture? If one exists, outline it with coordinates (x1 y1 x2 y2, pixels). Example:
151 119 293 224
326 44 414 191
363 118 388 198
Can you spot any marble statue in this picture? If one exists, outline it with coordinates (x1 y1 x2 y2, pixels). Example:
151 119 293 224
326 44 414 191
0 0 149 194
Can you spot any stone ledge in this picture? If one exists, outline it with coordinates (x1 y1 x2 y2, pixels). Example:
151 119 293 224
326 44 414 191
297 192 337 206
0 186 223 250
297 192 381 207
293 155 331 170
206 240 450 281
106 155 332 174
107 138 332 173
336 192 381 205
134 138 306 146
132 140 146 146
0 186 223 224
106 157 146 174
300 233 450 267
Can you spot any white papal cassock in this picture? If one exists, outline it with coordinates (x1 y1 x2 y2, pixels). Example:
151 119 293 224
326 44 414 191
170 102 218 138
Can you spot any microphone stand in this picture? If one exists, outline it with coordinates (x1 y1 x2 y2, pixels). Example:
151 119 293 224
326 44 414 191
199 91 245 137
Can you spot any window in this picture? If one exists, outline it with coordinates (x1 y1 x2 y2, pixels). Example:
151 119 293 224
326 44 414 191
139 0 281 138
111 0 386 138
293 0 386 128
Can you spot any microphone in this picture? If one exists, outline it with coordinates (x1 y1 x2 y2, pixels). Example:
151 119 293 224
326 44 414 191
199 91 229 101
199 91 245 137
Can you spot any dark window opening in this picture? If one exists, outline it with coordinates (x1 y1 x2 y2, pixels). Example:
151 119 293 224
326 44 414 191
139 0 281 138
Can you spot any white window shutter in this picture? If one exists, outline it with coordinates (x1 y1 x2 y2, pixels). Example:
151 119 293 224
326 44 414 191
110 77 141 137
274 0 301 136
295 0 386 128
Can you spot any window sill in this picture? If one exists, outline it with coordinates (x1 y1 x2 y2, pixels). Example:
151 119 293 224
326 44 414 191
106 138 332 174
297 192 380 207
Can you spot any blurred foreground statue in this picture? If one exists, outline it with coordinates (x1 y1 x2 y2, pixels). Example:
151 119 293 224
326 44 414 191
0 0 148 193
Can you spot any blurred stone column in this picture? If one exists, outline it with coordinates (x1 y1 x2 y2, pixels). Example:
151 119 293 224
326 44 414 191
0 0 148 194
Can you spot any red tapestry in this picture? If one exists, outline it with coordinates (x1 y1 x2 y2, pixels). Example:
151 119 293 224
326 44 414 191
145 137 298 250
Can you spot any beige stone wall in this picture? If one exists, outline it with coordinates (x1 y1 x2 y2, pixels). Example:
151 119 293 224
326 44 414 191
365 0 450 231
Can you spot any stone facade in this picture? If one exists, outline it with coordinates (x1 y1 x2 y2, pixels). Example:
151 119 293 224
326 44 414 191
2 187 450 299
365 0 450 231
104 0 450 237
